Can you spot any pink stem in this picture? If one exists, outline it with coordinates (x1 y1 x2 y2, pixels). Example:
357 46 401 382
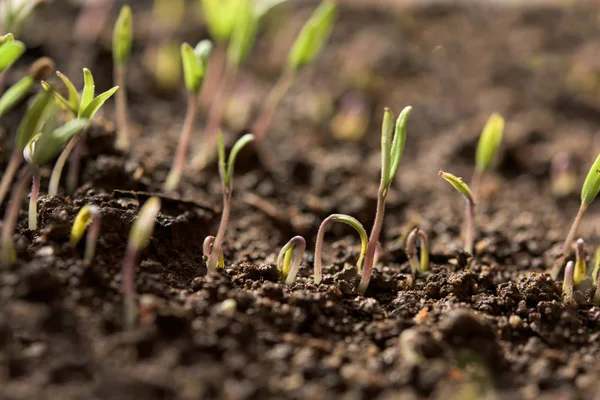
121 244 138 329
66 130 86 194
359 190 386 295
207 190 231 272
1 167 33 267
0 148 22 208
199 44 227 111
28 167 40 230
114 65 130 150
552 204 587 279
84 208 101 263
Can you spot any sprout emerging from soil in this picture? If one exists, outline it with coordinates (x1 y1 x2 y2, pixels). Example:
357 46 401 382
163 40 212 192
277 236 306 284
206 132 254 272
563 260 574 303
112 5 133 150
253 0 337 141
122 197 161 329
314 214 367 285
202 235 224 268
0 56 54 119
45 68 118 195
70 204 101 263
574 238 586 286
0 33 25 73
406 227 429 275
471 113 504 200
438 170 476 254
551 152 600 279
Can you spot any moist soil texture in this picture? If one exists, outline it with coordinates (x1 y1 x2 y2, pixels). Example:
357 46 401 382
2 1 600 399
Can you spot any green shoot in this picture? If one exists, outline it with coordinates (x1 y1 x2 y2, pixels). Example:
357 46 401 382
70 204 101 263
201 0 241 44
358 106 411 295
438 170 476 254
406 227 429 275
551 152 600 279
277 236 306 284
0 35 25 73
113 5 133 150
163 41 212 192
122 197 161 329
254 0 337 141
314 214 367 285
563 261 574 303
226 0 257 69
574 238 586 286
206 132 254 272
471 113 504 200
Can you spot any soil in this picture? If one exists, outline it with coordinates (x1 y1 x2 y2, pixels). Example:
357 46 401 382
2 1 600 399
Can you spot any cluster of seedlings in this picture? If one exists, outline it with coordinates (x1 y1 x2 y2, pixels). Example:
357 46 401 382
1 0 600 330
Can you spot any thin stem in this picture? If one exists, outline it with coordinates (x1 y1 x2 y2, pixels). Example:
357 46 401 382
207 190 231 272
66 130 86 194
84 208 101 263
359 190 386 295
1 167 33 267
28 167 40 230
121 244 138 329
253 68 296 141
464 198 475 254
164 93 199 192
49 134 81 196
470 167 483 203
0 148 22 208
406 228 430 275
199 44 226 110
551 204 587 279
277 236 306 285
563 261 574 303
114 64 130 150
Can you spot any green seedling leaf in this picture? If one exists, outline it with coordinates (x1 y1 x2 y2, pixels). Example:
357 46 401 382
226 0 258 67
181 42 205 94
79 68 95 117
254 0 289 18
0 39 25 72
438 170 474 202
201 0 240 43
288 0 337 71
225 133 254 188
79 86 119 120
0 33 15 44
380 108 393 190
389 106 411 185
581 153 600 207
113 5 133 67
16 90 55 150
56 71 80 113
194 40 213 65
30 118 88 165
128 197 161 251
476 113 504 172
0 76 34 119
41 81 74 113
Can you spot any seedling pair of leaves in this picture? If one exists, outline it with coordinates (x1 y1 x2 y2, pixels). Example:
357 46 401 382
0 33 25 73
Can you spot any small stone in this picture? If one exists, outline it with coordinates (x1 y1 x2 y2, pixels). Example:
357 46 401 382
509 315 522 329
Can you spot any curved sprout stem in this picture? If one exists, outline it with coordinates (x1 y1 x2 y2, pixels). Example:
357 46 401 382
203 235 224 269
277 235 306 284
0 149 22 208
406 228 430 275
574 238 586 286
358 191 385 295
552 204 587 279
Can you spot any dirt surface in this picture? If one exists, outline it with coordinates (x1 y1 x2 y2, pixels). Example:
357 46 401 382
2 1 600 399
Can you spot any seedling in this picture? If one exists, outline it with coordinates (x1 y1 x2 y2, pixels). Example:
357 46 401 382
471 113 504 200
551 152 600 279
406 227 429 274
70 204 101 263
563 261 574 303
206 132 254 272
314 214 367 285
358 106 411 295
253 0 337 140
0 33 25 73
163 40 212 192
112 5 133 150
277 236 306 284
44 68 119 195
122 197 161 329
438 170 476 254
574 238 586 286
0 56 54 119
202 235 224 268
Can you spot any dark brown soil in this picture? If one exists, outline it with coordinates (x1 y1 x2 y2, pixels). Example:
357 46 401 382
2 1 600 399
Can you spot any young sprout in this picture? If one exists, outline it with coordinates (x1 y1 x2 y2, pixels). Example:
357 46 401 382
314 214 367 285
438 170 476 255
277 236 306 284
471 113 504 200
44 68 119 195
70 204 101 263
551 152 600 279
358 106 412 295
253 0 337 141
563 260 574 303
163 40 212 192
550 152 577 198
574 238 586 286
0 33 25 73
122 197 161 329
0 56 54 119
202 236 224 268
406 227 430 275
112 5 133 150
206 132 254 272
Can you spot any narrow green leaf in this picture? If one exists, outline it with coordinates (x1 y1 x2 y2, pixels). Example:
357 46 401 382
41 81 74 114
380 108 393 190
56 71 80 113
438 170 474 202
16 90 54 150
31 118 88 165
0 40 25 72
254 0 289 18
581 153 600 207
388 106 412 186
194 40 213 66
113 5 133 67
80 86 119 120
79 68 95 116
0 75 34 119
225 133 254 188
181 43 204 94
201 0 240 43
288 0 337 71
226 0 258 67
475 113 504 171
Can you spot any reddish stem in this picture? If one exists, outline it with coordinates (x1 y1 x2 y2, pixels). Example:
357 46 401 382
551 204 587 279
207 190 231 272
28 167 40 230
464 198 475 254
359 190 386 295
121 244 138 329
114 65 130 150
199 44 227 111
1 167 33 267
0 148 22 208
